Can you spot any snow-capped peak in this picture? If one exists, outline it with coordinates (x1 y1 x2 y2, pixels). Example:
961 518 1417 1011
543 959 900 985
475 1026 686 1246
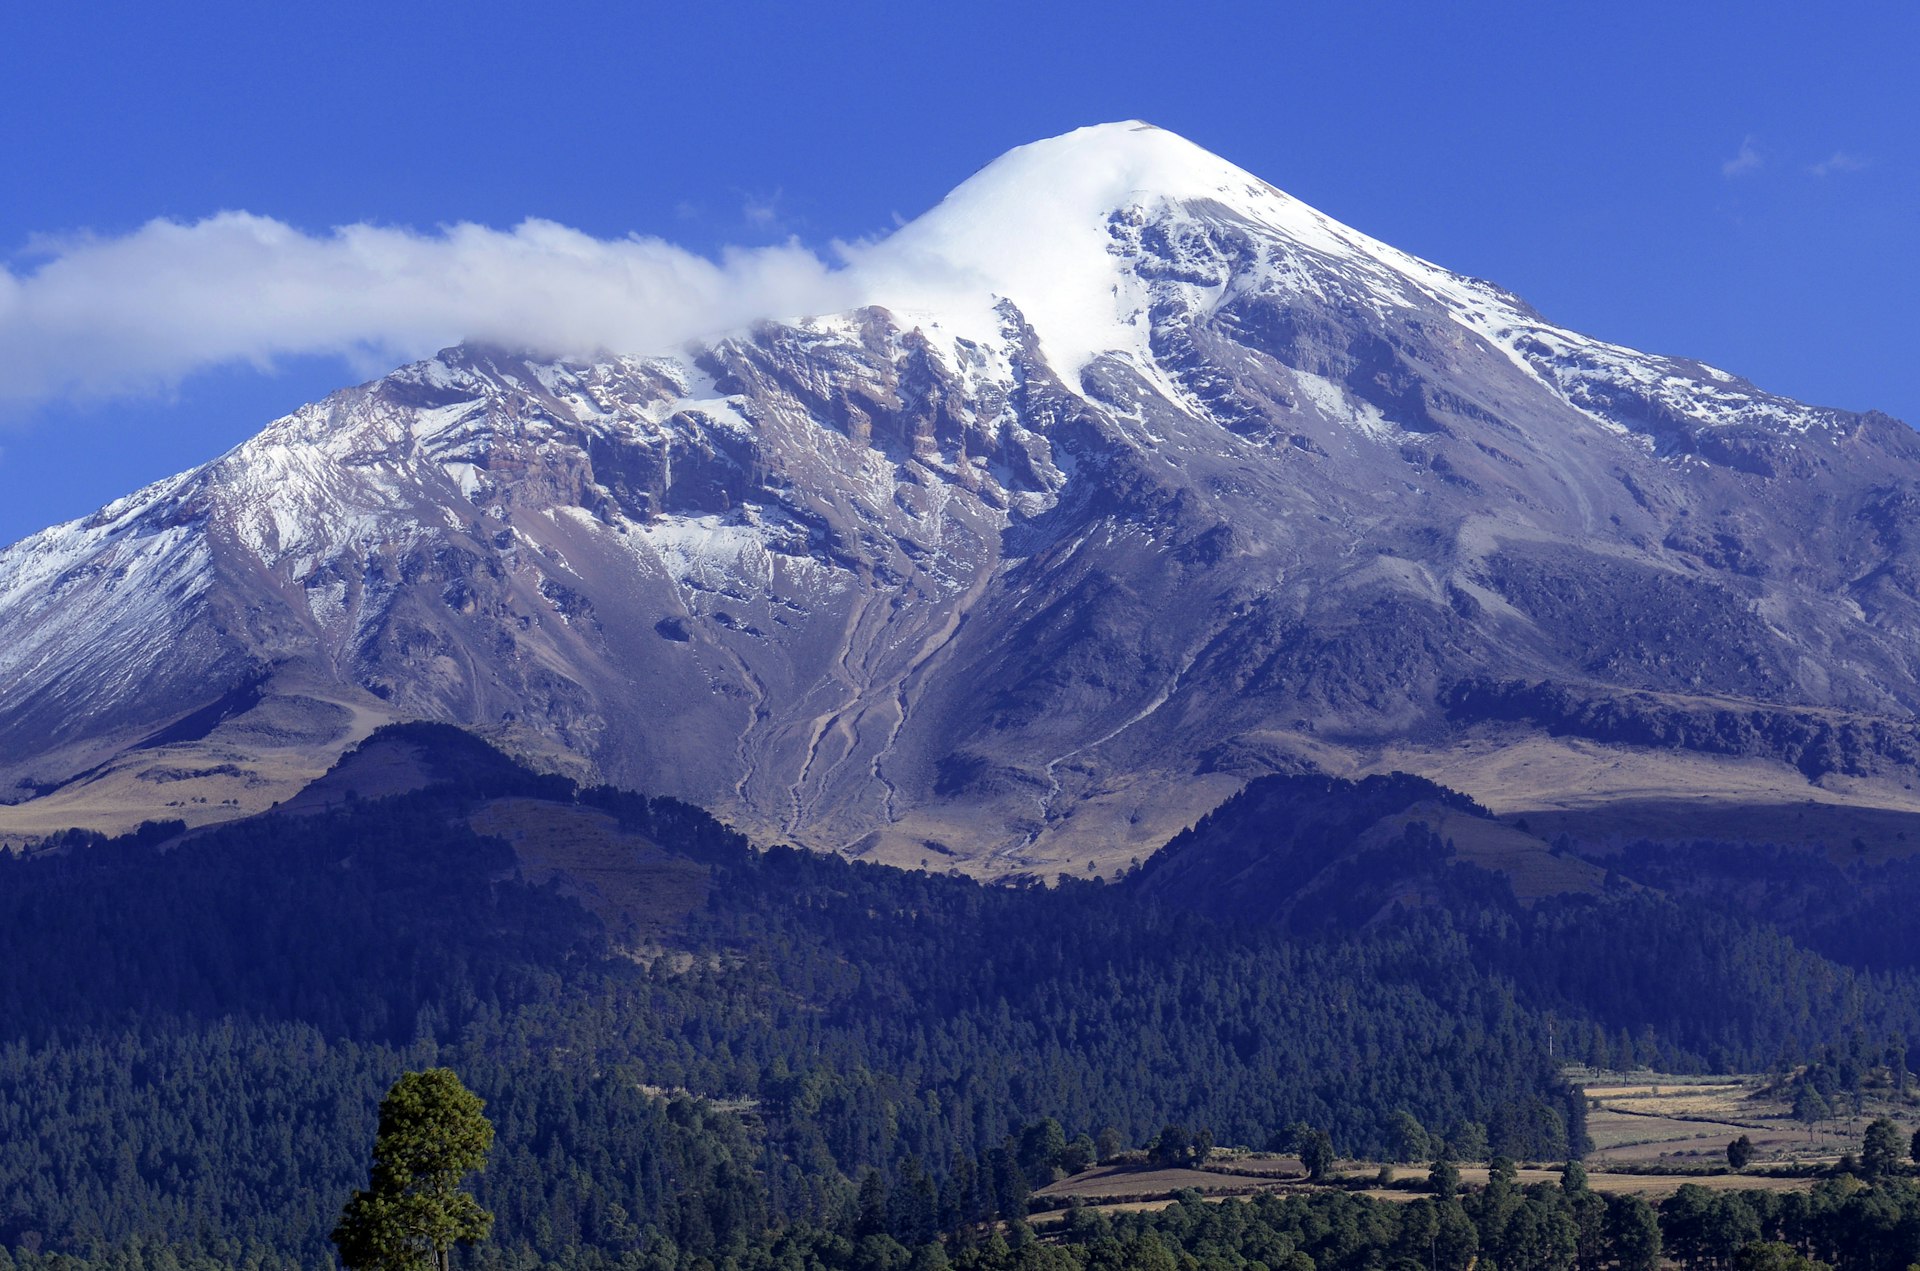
849 122 1299 370
846 121 1485 382
844 121 1848 444
893 121 1302 249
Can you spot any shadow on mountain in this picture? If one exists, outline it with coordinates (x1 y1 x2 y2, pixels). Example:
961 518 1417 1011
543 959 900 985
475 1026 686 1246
1130 771 1607 931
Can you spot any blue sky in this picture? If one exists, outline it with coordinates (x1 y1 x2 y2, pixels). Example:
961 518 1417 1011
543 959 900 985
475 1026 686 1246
2 1 1914 547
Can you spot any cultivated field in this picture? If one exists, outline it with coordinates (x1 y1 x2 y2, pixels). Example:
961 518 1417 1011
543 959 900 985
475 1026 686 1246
1577 1069 1916 1169
1032 1069 1916 1222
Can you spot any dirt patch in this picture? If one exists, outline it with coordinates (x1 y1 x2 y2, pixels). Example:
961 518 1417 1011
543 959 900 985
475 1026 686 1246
1035 1165 1280 1202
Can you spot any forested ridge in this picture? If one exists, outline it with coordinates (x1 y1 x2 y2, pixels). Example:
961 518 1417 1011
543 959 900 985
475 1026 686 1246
3 728 1920 1269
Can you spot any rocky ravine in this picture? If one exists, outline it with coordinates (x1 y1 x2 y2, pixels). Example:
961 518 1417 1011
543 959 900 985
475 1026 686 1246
8 122 1920 870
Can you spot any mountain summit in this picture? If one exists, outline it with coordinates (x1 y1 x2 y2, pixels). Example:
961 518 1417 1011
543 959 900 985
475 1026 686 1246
860 122 1502 374
7 123 1920 869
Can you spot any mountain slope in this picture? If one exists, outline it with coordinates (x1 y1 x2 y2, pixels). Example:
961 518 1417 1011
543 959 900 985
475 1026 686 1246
8 121 1920 868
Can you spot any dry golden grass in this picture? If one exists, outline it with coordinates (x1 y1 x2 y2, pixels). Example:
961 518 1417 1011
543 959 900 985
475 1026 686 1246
469 798 709 945
1367 731 1920 865
1579 1078 1776 1163
1375 730 1920 817
1030 1157 1821 1223
0 689 392 844
1205 1155 1306 1177
1033 1166 1271 1201
857 768 1248 881
1034 1071 1907 1222
1576 1070 1920 1170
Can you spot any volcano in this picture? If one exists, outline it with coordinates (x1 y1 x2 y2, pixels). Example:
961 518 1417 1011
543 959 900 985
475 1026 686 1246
8 122 1920 870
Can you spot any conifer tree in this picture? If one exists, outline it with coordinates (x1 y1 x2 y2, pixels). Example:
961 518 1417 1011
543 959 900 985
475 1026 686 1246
1861 1116 1902 1180
332 1068 494 1271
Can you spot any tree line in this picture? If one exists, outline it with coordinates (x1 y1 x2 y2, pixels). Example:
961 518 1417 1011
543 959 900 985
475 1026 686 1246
17 1160 1920 1270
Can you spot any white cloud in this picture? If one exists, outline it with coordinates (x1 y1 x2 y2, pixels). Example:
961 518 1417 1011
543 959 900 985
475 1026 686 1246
1809 151 1870 177
0 213 864 408
741 190 784 228
1721 135 1763 178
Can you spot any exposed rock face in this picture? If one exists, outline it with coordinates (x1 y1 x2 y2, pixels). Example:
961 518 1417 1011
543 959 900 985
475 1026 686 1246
8 122 1920 867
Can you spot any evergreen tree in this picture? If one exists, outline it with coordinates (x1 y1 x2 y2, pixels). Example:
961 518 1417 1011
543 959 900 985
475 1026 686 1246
1472 1156 1523 1260
1568 1185 1608 1271
1449 1121 1490 1162
1294 1128 1336 1182
1147 1125 1210 1169
889 1157 938 1246
1861 1117 1902 1180
1605 1194 1662 1271
1389 1110 1431 1164
1732 1240 1833 1270
332 1068 494 1271
1017 1119 1067 1186
1793 1084 1831 1130
1434 1198 1480 1271
855 1169 890 1239
1059 1134 1096 1177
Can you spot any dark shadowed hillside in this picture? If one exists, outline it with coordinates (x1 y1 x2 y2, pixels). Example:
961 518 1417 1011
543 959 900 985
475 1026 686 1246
3 729 1920 1267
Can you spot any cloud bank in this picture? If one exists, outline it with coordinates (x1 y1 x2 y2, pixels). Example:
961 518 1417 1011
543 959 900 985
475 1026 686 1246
0 213 865 407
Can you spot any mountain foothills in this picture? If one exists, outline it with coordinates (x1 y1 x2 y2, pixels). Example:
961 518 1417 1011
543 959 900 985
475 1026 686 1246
7 725 1920 1271
10 123 1920 868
